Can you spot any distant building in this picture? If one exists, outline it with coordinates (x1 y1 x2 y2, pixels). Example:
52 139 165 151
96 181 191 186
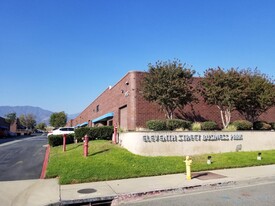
67 71 275 130
0 117 9 137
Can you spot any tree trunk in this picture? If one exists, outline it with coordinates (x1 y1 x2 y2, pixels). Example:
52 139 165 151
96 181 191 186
220 108 231 129
164 107 174 119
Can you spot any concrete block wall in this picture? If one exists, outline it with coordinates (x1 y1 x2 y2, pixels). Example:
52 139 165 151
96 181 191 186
119 131 275 156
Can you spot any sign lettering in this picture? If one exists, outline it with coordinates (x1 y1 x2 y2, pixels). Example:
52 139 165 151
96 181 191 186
143 134 243 143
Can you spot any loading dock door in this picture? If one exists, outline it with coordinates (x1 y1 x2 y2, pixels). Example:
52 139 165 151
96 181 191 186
119 106 127 131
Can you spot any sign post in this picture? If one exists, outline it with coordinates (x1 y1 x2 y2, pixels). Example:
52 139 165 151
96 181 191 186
63 134 67 152
113 123 118 144
84 134 89 157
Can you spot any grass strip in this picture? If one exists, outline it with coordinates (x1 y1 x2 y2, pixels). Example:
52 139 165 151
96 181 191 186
46 140 275 184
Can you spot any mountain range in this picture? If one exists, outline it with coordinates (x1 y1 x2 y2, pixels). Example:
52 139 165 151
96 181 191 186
0 106 79 124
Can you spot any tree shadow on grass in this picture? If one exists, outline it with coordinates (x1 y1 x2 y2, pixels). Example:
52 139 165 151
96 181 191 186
66 143 83 151
90 149 110 156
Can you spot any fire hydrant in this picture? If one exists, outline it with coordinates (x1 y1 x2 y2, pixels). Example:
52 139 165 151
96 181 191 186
184 156 192 180
83 134 89 157
63 134 67 152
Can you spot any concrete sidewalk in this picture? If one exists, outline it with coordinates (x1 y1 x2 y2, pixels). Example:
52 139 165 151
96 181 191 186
0 179 59 206
1 165 275 206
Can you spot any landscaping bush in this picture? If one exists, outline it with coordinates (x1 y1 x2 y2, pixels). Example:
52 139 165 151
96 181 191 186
89 126 114 140
253 121 272 130
232 120 253 131
166 119 192 130
48 134 74 147
75 126 114 141
201 121 218 130
146 120 167 131
75 127 91 142
191 122 201 131
223 124 237 131
270 122 275 130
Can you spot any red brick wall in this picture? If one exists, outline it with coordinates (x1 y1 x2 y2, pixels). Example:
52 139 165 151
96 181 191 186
70 72 135 130
133 72 166 128
68 71 275 130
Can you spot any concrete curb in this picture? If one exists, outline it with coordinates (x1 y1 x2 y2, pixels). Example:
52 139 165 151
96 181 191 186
40 144 50 179
111 181 236 205
60 195 115 206
58 181 236 205
111 176 275 205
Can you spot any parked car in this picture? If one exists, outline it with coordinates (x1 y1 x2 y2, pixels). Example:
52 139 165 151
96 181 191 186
47 127 75 137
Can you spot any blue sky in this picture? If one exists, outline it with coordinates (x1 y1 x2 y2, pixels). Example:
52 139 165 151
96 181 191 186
1 0 275 114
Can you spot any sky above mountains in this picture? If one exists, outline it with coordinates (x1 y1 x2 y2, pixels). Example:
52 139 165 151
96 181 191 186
1 0 275 114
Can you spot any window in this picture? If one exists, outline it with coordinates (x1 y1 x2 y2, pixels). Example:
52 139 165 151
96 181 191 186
60 127 74 131
96 105 99 112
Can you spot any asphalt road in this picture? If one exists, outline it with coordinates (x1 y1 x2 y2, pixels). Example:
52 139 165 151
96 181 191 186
0 134 48 181
122 177 275 206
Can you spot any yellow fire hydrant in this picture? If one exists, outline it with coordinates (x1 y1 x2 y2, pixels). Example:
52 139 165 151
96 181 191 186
184 156 192 180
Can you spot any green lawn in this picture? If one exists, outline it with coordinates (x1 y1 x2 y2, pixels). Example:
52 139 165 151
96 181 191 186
46 140 275 184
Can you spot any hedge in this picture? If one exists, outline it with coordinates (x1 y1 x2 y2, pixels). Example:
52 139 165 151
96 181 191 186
146 119 192 131
75 126 114 142
75 127 91 142
166 119 191 130
270 122 275 130
89 126 114 140
48 134 75 147
232 120 253 131
253 121 272 130
201 121 218 130
146 120 167 131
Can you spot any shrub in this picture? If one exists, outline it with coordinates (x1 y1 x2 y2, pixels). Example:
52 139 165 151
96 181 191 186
75 127 91 142
89 126 114 140
232 120 253 131
191 122 201 131
146 120 167 131
48 134 74 147
179 120 192 130
166 119 192 130
253 121 272 130
75 126 114 141
270 122 275 130
201 121 218 130
222 124 237 131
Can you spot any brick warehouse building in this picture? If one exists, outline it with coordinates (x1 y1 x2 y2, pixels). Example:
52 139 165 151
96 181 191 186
67 71 275 131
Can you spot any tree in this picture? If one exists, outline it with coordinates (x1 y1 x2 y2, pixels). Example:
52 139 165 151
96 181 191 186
5 112 17 124
36 122 47 131
49 111 67 128
235 68 275 123
141 59 196 119
200 67 245 129
19 114 36 129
